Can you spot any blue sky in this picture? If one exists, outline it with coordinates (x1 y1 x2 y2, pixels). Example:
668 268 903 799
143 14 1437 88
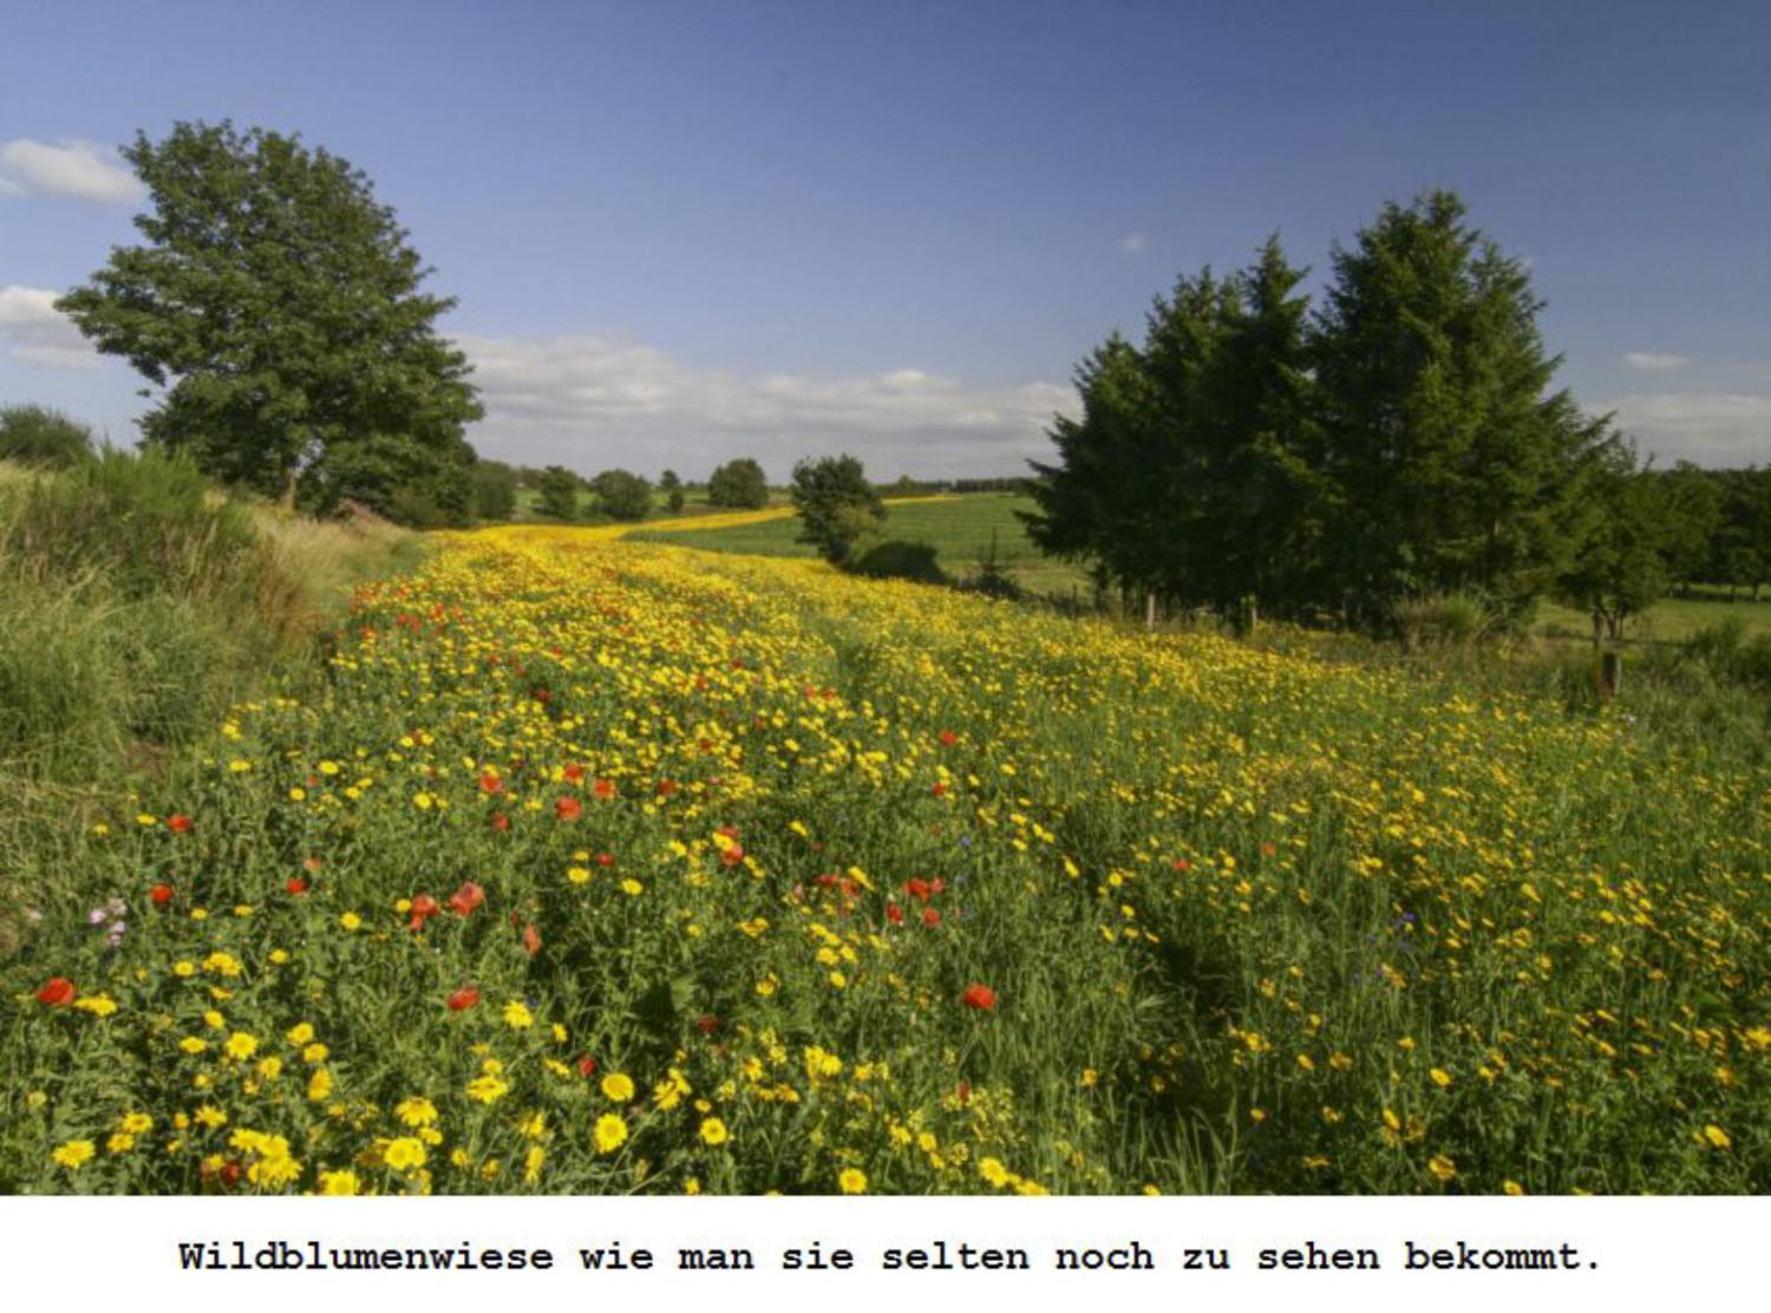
2 0 1767 478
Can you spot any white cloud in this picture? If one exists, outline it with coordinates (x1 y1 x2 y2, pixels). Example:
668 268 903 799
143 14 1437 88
0 286 100 368
454 333 1077 479
0 138 141 205
1605 391 1771 466
1118 231 1148 254
1623 351 1691 372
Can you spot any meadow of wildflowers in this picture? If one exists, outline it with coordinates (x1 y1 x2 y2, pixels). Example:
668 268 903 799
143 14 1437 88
4 516 1767 1194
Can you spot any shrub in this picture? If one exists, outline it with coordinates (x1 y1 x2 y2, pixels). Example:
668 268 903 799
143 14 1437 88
0 405 95 468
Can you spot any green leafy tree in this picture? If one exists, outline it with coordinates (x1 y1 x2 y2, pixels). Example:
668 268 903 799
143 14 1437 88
790 454 884 563
56 120 481 509
0 404 94 467
536 465 579 521
591 468 653 522
708 457 769 508
1313 190 1614 627
471 459 519 522
1654 462 1725 593
659 468 685 513
1557 450 1669 641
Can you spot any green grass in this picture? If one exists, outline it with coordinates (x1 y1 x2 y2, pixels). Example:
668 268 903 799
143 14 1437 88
1536 594 1771 644
632 493 1092 595
0 455 416 951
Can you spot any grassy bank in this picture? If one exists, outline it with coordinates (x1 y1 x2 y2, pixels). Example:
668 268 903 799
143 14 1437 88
0 452 417 945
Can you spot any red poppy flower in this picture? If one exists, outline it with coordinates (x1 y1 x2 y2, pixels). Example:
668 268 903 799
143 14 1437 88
906 878 932 902
489 812 511 832
577 1055 598 1078
593 778 616 800
961 983 997 1012
885 903 905 925
1171 858 1191 872
656 778 678 797
719 842 745 868
522 923 542 956
563 763 585 783
167 814 193 834
408 893 441 930
922 908 942 928
303 856 324 873
446 985 480 1012
479 773 504 795
695 1014 721 1036
286 876 309 896
1260 842 1277 857
596 852 615 868
150 883 175 905
555 796 583 822
36 977 76 1006
449 882 485 917
938 730 958 747
931 782 947 797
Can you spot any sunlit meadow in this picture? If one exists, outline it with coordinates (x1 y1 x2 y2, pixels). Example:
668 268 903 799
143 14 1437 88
5 514 1768 1195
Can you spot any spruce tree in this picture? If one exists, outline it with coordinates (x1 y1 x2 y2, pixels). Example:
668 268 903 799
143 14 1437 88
1312 190 1614 626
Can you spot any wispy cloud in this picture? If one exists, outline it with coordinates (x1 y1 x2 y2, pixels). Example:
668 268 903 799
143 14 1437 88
1623 351 1691 372
1605 390 1771 466
0 286 100 368
455 333 1076 478
0 138 140 205
1117 231 1148 254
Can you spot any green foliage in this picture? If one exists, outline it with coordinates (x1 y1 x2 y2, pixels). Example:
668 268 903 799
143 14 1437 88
708 457 769 509
535 466 579 521
3 447 269 601
1027 191 1620 632
591 468 653 522
470 460 519 522
0 450 312 782
55 120 481 505
1556 450 1670 639
790 454 885 564
659 468 685 514
300 431 472 526
0 405 94 468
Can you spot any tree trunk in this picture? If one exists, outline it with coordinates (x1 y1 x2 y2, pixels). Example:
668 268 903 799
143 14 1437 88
1145 592 1157 630
280 464 298 513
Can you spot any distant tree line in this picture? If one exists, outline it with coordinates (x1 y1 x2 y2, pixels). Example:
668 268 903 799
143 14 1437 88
1022 189 1765 635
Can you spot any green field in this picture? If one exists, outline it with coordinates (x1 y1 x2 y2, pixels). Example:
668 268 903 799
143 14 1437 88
1536 592 1771 644
633 493 1092 596
637 493 1770 641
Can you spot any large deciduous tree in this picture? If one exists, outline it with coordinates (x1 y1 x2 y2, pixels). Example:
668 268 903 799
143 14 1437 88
56 120 481 517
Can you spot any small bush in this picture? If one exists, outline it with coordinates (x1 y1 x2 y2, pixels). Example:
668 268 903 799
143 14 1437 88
0 405 94 468
1393 591 1493 649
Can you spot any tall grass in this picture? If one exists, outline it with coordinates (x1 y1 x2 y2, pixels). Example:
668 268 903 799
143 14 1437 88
0 452 417 946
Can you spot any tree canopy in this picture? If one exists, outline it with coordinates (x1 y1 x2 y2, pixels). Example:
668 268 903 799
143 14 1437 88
708 457 769 508
56 120 481 521
790 454 884 564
